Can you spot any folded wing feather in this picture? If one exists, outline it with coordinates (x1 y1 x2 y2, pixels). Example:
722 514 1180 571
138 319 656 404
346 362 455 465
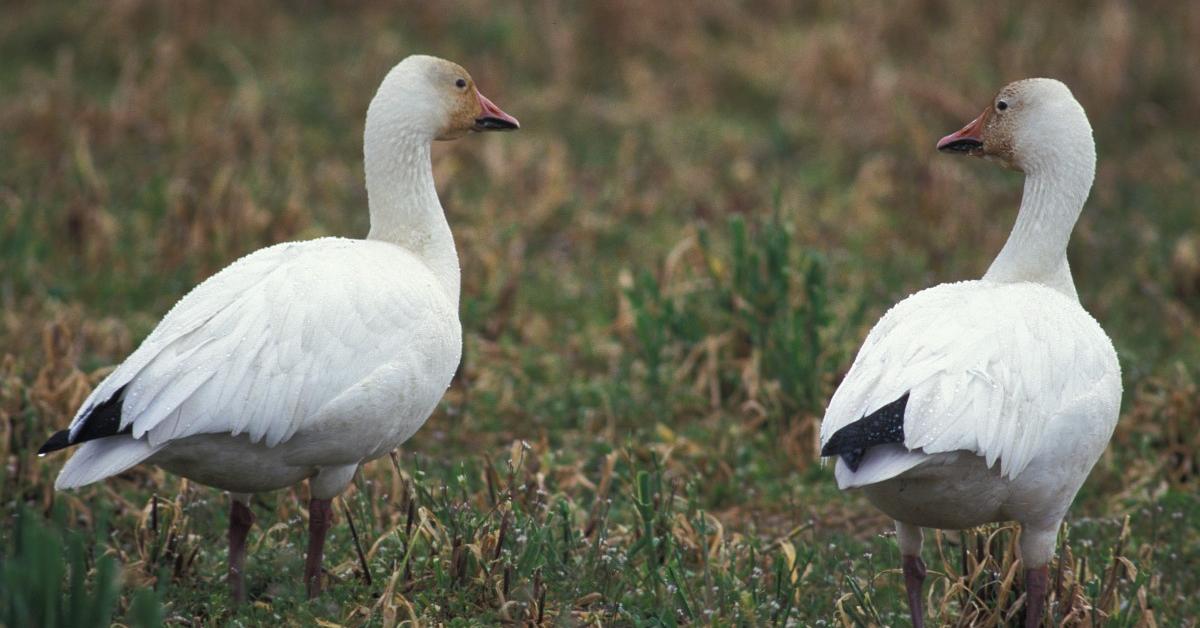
65 237 459 452
821 280 1119 483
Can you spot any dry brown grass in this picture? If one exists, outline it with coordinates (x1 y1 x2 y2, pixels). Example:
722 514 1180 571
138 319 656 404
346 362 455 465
2 0 1198 625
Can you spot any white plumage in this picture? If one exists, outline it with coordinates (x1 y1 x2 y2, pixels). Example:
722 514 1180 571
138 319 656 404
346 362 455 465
819 78 1121 627
824 279 1119 489
43 54 519 600
57 238 460 490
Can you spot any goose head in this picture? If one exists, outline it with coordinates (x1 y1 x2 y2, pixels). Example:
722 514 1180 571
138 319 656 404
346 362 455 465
936 78 1094 176
937 79 1097 298
367 55 519 143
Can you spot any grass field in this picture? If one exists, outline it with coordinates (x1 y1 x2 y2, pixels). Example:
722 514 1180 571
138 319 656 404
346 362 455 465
3 1 1199 625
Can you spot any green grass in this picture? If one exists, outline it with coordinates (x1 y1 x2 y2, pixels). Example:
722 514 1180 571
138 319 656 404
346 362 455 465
2 0 1199 625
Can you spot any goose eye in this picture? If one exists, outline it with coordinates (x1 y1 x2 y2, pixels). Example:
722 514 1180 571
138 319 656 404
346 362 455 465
455 78 467 89
996 100 1009 111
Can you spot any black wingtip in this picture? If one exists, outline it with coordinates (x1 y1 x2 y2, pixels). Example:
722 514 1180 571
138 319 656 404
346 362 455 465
38 429 72 456
820 434 867 472
821 391 910 471
820 434 848 457
41 385 131 456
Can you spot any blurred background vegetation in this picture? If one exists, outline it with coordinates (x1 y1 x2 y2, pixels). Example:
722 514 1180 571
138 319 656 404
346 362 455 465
2 0 1197 625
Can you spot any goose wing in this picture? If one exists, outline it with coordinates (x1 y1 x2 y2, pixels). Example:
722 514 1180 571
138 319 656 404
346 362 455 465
57 238 460 451
820 281 1120 486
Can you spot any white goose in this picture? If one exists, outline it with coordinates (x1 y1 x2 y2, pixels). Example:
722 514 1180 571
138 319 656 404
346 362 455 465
820 79 1120 627
39 55 519 600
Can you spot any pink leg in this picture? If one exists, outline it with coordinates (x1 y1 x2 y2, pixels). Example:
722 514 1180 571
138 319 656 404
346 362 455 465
903 554 927 628
305 497 334 598
228 497 255 603
1025 565 1049 627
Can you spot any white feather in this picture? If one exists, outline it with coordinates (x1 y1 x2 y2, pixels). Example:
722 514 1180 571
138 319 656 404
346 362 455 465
821 279 1121 485
55 437 164 490
55 56 491 500
834 444 929 489
64 237 461 461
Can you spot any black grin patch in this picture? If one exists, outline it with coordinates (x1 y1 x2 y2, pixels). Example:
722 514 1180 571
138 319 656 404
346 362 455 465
821 391 909 472
938 138 983 153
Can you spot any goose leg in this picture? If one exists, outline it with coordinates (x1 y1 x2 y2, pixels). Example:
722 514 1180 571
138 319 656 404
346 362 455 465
304 465 358 598
896 521 926 628
304 497 334 598
903 554 928 628
228 493 255 603
1025 565 1049 627
1020 525 1058 628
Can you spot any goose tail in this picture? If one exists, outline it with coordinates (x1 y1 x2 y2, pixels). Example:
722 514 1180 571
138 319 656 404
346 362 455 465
53 437 162 490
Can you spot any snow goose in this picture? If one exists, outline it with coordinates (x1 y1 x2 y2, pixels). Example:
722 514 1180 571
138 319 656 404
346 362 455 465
819 79 1120 627
39 54 519 600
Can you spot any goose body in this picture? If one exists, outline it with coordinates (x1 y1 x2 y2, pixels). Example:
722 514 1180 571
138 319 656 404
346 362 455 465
820 79 1120 627
40 54 519 599
57 237 461 495
826 280 1119 535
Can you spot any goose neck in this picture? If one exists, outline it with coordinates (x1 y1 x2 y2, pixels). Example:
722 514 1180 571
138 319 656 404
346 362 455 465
983 156 1093 300
364 125 460 306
